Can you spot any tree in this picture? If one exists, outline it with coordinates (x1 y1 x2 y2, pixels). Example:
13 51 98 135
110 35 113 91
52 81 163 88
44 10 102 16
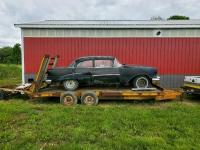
12 43 21 64
0 43 21 64
0 46 13 63
167 15 189 20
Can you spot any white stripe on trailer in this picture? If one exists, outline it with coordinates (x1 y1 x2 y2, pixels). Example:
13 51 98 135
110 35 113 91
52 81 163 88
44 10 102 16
132 88 157 91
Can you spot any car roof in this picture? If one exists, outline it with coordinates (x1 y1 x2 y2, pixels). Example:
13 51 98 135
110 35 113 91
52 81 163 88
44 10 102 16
76 56 115 62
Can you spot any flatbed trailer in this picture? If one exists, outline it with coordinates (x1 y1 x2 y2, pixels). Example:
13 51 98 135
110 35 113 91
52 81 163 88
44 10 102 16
182 83 200 95
0 55 181 105
182 76 200 95
32 87 180 100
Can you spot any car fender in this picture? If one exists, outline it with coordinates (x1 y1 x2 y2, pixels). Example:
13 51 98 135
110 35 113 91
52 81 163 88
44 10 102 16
58 74 76 82
58 72 91 82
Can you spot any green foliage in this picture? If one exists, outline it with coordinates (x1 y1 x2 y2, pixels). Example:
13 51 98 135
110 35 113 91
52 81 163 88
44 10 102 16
0 64 21 86
167 15 190 20
0 100 200 149
0 43 21 64
0 46 13 64
12 43 21 64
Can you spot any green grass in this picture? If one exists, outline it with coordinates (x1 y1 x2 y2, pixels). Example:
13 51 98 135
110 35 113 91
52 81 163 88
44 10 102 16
0 64 21 87
1 64 200 149
0 99 200 149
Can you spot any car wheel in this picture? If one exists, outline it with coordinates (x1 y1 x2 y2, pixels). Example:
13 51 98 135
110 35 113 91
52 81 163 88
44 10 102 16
60 92 78 106
133 76 150 88
63 80 79 91
81 91 99 105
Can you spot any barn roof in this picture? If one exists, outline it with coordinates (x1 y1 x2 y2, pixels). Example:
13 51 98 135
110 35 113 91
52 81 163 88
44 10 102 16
15 20 200 29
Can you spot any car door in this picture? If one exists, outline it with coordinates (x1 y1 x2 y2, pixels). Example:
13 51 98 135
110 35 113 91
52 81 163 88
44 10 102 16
93 59 120 86
74 59 93 86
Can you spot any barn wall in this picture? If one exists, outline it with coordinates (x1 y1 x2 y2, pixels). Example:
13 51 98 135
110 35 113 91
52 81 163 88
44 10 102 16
23 37 200 88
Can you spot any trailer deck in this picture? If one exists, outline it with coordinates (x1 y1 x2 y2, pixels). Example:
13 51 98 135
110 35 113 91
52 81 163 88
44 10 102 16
26 87 179 100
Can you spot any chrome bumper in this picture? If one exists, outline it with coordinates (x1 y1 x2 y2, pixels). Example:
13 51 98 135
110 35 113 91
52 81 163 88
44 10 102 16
152 76 160 81
152 76 160 85
46 80 52 84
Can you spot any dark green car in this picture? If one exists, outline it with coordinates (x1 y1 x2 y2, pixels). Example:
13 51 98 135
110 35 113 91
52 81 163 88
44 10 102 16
47 56 160 90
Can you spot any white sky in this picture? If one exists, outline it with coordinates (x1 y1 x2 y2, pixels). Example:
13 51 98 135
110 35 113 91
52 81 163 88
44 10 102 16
0 0 199 47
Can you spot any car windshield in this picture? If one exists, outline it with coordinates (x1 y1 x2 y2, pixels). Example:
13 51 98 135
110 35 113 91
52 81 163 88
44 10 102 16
113 58 122 67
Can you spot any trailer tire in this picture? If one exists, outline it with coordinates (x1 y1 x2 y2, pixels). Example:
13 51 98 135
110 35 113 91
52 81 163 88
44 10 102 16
0 90 4 100
60 92 78 106
81 91 99 105
63 80 79 91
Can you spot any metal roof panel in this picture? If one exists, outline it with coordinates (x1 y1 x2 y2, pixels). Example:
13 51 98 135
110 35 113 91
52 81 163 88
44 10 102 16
15 20 200 29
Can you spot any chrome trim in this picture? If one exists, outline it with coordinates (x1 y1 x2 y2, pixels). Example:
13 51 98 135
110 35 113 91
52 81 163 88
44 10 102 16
92 74 120 77
152 76 160 81
46 80 52 84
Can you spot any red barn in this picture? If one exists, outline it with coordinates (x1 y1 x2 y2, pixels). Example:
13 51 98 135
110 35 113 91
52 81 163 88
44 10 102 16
15 20 200 88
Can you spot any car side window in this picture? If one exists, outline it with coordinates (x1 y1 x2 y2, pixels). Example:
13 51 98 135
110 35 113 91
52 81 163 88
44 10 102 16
76 60 93 68
95 59 113 68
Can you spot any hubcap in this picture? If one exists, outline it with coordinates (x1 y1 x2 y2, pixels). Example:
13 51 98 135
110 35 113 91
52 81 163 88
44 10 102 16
63 96 73 105
84 96 95 105
65 80 76 89
136 77 148 88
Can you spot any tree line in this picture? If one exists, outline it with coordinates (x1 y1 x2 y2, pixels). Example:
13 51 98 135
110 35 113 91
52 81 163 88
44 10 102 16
151 15 189 21
0 43 21 64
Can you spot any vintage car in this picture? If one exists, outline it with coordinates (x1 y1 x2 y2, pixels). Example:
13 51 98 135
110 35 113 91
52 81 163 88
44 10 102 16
46 56 160 90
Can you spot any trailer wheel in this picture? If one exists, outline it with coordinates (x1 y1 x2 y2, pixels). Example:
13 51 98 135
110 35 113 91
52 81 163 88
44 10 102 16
60 92 78 106
63 80 79 91
81 91 99 105
0 90 9 100
133 76 150 88
0 90 4 100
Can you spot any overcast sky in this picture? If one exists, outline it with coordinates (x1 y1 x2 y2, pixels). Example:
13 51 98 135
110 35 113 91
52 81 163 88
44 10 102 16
0 0 200 47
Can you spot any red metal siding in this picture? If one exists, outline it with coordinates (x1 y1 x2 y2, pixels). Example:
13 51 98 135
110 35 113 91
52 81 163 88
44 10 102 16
24 37 200 75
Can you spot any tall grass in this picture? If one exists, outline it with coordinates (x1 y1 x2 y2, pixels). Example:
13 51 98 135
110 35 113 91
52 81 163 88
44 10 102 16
0 64 21 86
